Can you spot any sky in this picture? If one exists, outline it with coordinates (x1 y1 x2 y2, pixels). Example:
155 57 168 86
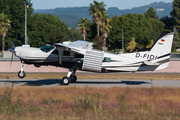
30 0 173 10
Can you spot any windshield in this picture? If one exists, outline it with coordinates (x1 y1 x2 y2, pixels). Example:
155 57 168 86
40 45 54 53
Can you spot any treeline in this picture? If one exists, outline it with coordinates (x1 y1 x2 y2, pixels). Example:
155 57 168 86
28 14 83 48
107 13 164 52
0 0 83 50
77 1 166 52
0 0 180 52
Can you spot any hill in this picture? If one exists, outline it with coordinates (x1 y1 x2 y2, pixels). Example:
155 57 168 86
51 14 80 27
108 2 172 18
34 2 172 27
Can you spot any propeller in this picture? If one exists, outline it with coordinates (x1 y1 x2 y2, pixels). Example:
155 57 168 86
9 33 18 67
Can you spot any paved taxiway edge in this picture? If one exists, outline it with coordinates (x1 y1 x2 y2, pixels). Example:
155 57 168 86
0 79 180 88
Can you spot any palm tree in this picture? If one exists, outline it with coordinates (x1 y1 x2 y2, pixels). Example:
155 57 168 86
100 14 112 50
89 0 106 36
78 17 90 41
0 13 11 52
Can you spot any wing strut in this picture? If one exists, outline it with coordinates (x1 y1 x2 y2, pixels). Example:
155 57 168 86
56 47 64 65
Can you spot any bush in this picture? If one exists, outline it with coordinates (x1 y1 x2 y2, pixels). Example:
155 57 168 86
0 83 21 114
73 86 101 111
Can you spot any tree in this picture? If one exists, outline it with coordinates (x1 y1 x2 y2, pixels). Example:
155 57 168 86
85 21 97 42
149 18 165 43
93 35 103 50
171 0 180 29
68 27 83 41
107 13 164 51
146 40 154 49
100 14 112 50
107 13 156 52
160 16 174 30
106 15 122 51
28 14 69 48
78 17 90 40
173 27 180 51
125 38 136 52
0 0 34 49
144 7 159 20
89 0 106 36
0 13 10 51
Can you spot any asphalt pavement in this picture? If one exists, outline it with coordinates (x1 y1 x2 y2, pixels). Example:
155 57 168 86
0 79 180 88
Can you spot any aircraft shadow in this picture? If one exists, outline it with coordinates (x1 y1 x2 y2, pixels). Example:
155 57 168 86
0 79 151 86
0 79 61 86
75 81 151 85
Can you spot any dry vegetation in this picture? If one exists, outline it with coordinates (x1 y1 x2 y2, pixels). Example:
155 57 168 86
0 83 180 119
0 73 180 80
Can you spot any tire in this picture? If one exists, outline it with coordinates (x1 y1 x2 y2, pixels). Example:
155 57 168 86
62 76 71 85
18 71 26 79
70 75 77 83
34 64 41 68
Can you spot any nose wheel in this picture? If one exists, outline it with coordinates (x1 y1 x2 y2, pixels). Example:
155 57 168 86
18 61 26 79
18 71 26 78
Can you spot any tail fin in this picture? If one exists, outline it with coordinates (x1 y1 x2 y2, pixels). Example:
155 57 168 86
149 31 174 57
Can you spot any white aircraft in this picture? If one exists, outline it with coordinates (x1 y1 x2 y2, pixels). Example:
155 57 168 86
9 31 174 85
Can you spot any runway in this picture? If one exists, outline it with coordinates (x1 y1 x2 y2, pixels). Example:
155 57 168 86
0 79 180 88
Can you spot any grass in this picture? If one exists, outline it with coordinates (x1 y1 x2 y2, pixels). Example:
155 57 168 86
0 73 180 80
0 84 180 119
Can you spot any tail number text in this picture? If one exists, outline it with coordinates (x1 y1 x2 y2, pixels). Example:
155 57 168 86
135 53 158 60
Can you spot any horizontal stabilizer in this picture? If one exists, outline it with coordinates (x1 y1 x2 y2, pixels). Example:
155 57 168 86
144 60 160 66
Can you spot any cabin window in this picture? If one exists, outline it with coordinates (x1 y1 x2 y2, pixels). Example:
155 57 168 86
40 45 54 53
104 57 111 62
63 51 70 56
52 49 58 54
74 53 84 58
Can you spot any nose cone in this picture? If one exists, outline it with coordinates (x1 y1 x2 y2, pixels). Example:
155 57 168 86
8 48 16 54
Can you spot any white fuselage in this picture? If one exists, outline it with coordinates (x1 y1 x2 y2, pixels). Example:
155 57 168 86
14 31 174 73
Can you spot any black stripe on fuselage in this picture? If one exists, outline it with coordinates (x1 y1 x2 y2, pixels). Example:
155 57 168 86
157 53 171 59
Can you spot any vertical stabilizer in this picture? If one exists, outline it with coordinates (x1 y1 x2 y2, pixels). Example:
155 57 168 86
149 31 174 58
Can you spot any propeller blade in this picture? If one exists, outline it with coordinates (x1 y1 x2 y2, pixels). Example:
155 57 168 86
10 53 13 67
10 33 18 68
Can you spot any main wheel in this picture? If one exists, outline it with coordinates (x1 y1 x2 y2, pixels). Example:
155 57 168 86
34 64 41 68
18 71 26 79
70 75 77 83
62 76 71 85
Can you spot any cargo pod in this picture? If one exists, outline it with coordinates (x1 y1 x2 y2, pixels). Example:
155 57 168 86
82 51 104 72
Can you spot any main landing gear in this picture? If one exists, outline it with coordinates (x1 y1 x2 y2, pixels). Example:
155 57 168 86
62 68 77 85
18 61 26 79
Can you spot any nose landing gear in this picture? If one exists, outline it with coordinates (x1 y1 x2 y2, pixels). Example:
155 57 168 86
18 61 26 79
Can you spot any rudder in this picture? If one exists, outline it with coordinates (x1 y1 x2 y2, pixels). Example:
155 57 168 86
149 31 174 58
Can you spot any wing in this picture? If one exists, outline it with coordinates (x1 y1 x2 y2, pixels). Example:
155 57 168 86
54 40 94 55
54 40 94 64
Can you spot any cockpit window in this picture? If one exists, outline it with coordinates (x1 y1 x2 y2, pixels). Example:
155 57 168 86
40 45 54 53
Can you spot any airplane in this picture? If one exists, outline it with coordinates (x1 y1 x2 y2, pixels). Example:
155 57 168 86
8 31 174 85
